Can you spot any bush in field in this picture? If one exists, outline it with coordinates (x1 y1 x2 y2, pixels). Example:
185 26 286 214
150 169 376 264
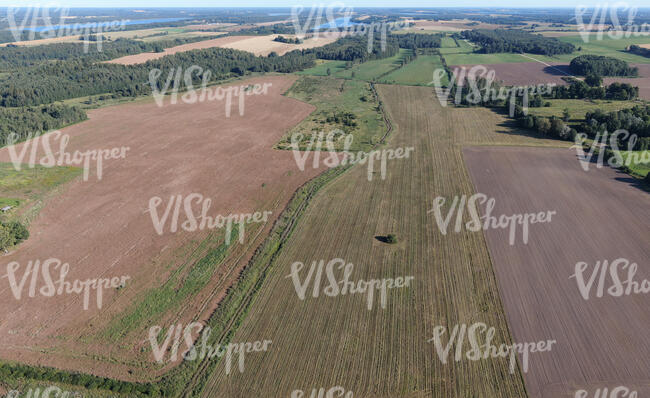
386 234 398 244
585 73 603 87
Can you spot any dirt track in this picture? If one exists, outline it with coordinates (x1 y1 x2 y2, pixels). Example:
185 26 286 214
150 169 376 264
463 146 650 398
0 75 327 379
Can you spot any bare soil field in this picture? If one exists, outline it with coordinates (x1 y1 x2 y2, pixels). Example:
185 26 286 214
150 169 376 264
219 33 340 56
0 75 328 380
105 35 256 65
410 19 503 32
452 62 572 86
195 85 567 397
463 146 650 398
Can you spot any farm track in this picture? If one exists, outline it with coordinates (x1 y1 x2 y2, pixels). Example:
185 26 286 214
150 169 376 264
196 85 568 397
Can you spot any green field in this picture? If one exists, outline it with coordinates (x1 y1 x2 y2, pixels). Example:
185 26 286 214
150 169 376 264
527 99 640 122
441 34 650 65
378 54 448 86
0 162 81 223
296 60 348 77
278 76 387 152
334 49 412 81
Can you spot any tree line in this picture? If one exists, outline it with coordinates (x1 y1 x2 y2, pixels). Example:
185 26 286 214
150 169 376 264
460 29 575 56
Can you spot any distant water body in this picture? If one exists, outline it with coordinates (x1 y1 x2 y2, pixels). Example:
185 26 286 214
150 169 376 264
313 17 359 30
22 18 187 32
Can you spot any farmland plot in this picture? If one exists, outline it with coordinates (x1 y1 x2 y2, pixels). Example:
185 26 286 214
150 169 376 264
195 85 567 397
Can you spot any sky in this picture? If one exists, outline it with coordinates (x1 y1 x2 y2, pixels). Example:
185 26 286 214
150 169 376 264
2 1 650 8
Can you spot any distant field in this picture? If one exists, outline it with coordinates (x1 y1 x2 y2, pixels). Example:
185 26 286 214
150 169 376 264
442 34 650 65
277 76 386 152
335 49 412 81
104 35 256 64
0 27 226 47
527 99 640 122
219 33 340 56
378 54 447 86
296 60 347 77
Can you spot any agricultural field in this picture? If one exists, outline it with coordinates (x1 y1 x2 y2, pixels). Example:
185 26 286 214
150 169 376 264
194 85 568 398
527 99 639 122
378 54 447 86
218 33 341 56
0 75 327 381
334 49 413 81
463 146 650 397
276 76 386 152
441 34 650 65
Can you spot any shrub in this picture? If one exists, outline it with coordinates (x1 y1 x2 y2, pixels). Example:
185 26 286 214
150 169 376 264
386 234 398 244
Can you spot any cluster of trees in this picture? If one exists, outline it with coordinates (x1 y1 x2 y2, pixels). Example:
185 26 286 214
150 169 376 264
460 29 575 55
0 104 87 147
569 55 638 77
550 79 639 100
581 106 650 149
313 34 400 62
326 110 358 128
0 221 29 251
273 35 303 44
512 105 577 140
393 33 441 50
0 362 159 396
627 44 650 58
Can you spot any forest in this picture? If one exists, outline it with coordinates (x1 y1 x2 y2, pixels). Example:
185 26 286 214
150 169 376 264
569 55 639 77
459 29 575 56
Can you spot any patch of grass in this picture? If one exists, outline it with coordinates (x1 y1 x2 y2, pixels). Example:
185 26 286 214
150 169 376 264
335 49 412 81
617 150 650 177
101 226 239 342
526 99 639 124
378 54 447 86
297 60 347 77
278 76 386 152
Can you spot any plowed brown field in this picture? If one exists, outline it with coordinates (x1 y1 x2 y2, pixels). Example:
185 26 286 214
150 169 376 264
0 75 328 380
463 146 650 397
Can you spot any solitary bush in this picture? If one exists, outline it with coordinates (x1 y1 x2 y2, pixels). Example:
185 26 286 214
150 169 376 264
386 234 398 244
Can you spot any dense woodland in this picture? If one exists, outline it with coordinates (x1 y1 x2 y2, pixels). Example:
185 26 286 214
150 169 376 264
0 104 87 146
460 29 575 56
569 55 639 77
550 79 639 101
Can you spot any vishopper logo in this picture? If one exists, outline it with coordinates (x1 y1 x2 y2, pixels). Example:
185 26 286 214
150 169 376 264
148 322 271 375
147 193 272 245
291 387 353 398
290 130 414 181
573 130 649 171
575 2 650 43
428 194 556 246
430 65 556 117
286 258 414 310
290 2 410 53
575 386 638 397
427 322 556 374
3 258 130 310
7 386 83 398
148 66 273 113
7 4 127 52
6 131 130 181
571 258 649 300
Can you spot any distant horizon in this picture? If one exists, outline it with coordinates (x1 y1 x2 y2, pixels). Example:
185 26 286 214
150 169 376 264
3 2 650 9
